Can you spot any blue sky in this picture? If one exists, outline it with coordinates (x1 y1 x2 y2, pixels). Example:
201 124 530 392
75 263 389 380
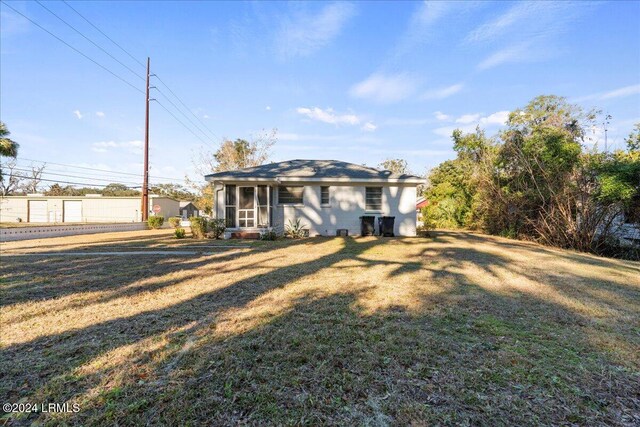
1 1 639 187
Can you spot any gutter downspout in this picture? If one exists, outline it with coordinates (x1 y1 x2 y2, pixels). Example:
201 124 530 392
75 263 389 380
213 181 224 219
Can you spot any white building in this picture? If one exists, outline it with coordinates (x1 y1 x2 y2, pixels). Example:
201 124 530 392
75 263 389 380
0 194 179 223
206 159 424 237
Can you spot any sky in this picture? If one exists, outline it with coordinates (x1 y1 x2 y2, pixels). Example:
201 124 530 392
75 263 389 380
1 1 639 188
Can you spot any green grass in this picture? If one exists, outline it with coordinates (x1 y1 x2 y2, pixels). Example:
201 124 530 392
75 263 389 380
1 230 639 425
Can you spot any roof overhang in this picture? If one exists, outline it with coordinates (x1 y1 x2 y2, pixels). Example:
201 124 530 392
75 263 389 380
205 176 425 185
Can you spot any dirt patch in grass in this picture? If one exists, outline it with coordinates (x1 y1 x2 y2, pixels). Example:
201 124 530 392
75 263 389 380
1 230 639 425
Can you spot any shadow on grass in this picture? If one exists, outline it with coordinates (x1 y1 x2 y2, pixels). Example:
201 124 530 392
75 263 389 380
1 232 639 425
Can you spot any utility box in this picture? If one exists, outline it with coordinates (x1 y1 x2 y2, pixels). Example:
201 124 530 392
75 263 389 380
336 229 348 236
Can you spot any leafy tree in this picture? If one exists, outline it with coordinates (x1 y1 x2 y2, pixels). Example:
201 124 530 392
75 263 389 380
102 183 140 196
625 123 640 152
378 158 410 174
150 183 196 201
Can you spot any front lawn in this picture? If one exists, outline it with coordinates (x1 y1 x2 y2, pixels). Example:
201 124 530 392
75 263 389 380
1 230 638 425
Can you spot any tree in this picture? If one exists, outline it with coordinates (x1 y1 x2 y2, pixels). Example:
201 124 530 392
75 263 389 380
378 158 410 174
0 160 46 196
625 123 640 152
1 122 19 182
150 183 196 201
102 183 139 196
188 129 277 213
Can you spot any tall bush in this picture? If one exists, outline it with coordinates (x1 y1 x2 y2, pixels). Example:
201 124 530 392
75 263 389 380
147 215 164 229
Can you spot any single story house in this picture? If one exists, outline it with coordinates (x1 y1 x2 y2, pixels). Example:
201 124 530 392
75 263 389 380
0 194 179 223
179 201 199 219
205 159 424 237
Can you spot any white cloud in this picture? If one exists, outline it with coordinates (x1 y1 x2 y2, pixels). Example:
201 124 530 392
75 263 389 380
349 73 417 104
265 106 271 111
456 114 481 124
95 111 105 118
434 110 510 137
471 2 591 70
73 110 83 119
477 42 533 70
422 83 463 100
92 140 143 154
361 122 377 132
276 2 356 58
296 107 361 126
434 111 451 121
601 84 640 100
203 114 210 119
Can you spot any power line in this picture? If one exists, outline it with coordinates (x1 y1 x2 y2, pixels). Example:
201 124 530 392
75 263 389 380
155 100 218 150
1 1 144 95
154 74 219 141
34 0 145 82
154 86 216 144
10 166 143 186
14 158 183 181
9 174 141 189
62 0 146 69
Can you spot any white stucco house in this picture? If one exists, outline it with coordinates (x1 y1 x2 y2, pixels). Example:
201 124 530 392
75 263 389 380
205 159 424 238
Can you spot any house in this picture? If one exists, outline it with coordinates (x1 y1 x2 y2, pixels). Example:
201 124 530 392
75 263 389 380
205 159 424 237
0 194 179 223
179 201 199 219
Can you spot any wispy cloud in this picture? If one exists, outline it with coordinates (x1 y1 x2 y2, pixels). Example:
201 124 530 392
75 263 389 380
73 110 83 120
434 110 510 137
349 73 417 104
92 140 143 154
471 2 590 70
275 3 356 58
361 122 377 132
422 83 464 100
95 111 105 118
296 107 362 126
434 111 451 122
573 84 640 103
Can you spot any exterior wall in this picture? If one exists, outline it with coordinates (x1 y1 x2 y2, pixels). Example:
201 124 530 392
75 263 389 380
272 183 417 236
0 196 179 223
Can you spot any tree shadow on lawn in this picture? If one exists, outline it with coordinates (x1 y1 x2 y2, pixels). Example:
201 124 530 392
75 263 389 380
1 235 639 425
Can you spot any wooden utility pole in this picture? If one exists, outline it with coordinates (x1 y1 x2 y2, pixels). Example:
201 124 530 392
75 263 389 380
142 57 150 221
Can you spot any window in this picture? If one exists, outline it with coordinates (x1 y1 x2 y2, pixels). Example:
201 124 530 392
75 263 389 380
321 186 330 205
225 185 236 227
365 187 382 211
257 185 269 227
278 186 304 204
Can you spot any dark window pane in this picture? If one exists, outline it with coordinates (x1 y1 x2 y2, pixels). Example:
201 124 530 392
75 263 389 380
278 186 304 204
366 187 382 210
321 186 330 205
239 187 255 209
225 207 236 227
225 185 236 205
257 185 268 205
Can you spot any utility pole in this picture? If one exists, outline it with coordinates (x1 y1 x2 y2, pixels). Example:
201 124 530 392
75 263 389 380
142 57 150 221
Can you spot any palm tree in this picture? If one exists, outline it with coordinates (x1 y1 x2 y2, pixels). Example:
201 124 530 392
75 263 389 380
1 121 19 182
0 121 19 158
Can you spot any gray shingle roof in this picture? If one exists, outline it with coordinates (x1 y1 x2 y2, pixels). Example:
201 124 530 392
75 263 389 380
204 159 423 182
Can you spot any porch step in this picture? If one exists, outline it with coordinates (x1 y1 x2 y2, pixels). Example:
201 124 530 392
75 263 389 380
230 231 261 239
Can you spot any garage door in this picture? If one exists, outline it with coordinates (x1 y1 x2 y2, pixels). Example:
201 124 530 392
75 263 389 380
28 200 48 223
63 200 82 222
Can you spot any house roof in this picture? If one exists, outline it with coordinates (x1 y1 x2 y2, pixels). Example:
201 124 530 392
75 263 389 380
205 159 424 184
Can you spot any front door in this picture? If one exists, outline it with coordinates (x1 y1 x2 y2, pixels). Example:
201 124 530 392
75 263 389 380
238 186 255 227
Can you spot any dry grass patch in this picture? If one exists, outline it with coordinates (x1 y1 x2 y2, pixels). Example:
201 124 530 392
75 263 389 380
1 230 639 425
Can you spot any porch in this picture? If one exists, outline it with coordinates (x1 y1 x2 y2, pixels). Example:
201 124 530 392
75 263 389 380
223 184 274 234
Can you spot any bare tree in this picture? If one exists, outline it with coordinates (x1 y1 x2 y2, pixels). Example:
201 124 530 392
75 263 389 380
0 160 46 195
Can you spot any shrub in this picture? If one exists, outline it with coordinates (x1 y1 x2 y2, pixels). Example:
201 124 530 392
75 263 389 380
190 216 207 239
147 215 164 229
207 218 226 239
168 216 181 228
285 218 308 239
260 230 279 241
174 228 186 239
